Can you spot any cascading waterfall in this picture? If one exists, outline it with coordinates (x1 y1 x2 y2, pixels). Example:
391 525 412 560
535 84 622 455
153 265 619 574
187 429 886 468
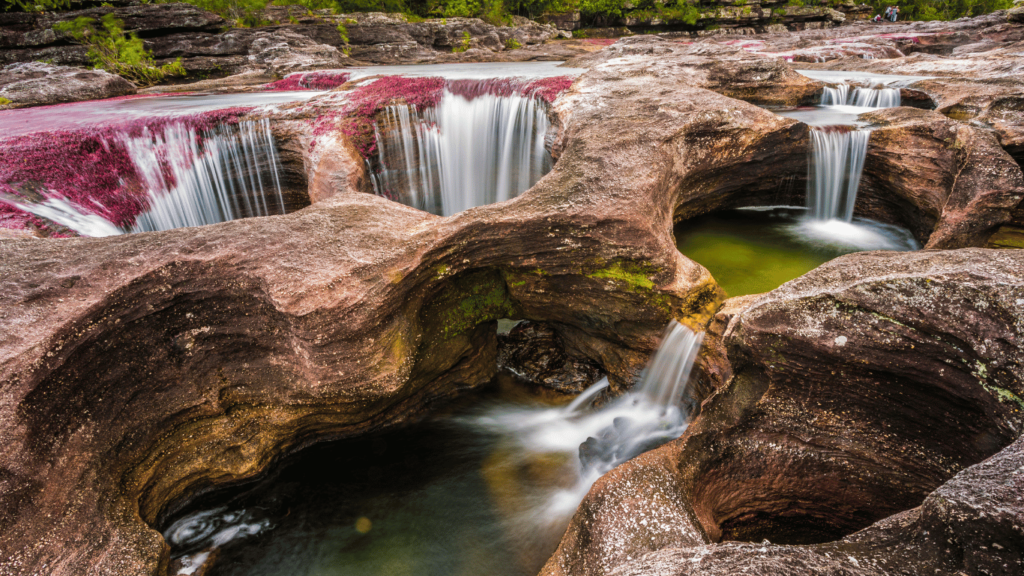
808 127 870 222
471 321 704 523
5 119 287 236
127 119 286 233
821 83 901 108
369 89 552 216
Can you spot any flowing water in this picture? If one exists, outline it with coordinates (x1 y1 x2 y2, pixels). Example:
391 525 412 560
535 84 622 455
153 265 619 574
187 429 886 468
675 207 918 297
369 89 552 215
821 84 901 108
807 128 870 222
162 322 704 576
5 119 288 236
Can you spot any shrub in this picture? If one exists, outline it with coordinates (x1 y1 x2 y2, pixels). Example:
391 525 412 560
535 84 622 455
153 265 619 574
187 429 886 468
53 15 186 86
504 37 522 50
452 30 472 52
0 97 11 106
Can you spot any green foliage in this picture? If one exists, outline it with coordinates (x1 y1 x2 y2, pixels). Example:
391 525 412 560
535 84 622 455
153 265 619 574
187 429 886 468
787 0 804 7
0 97 12 106
572 28 589 37
451 30 471 51
866 0 1011 20
2 0 69 12
504 36 522 49
337 22 349 42
53 15 186 86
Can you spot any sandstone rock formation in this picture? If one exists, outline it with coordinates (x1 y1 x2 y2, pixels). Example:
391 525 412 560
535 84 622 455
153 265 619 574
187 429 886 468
0 2 573 80
0 61 136 108
858 107 1024 248
542 248 1024 576
497 321 602 394
0 39 834 576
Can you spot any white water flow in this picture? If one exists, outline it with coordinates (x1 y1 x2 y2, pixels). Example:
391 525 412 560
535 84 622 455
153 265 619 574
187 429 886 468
127 119 286 233
808 128 870 222
469 321 703 528
6 119 287 236
821 83 900 108
369 90 552 215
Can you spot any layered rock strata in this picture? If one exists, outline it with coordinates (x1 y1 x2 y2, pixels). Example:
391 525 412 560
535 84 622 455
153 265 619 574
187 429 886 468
0 61 136 108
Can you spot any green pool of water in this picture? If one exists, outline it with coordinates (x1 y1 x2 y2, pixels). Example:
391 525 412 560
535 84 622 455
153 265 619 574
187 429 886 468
674 208 915 297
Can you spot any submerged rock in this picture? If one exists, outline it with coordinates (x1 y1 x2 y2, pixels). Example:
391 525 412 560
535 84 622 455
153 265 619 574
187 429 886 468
542 248 1024 576
0 62 136 108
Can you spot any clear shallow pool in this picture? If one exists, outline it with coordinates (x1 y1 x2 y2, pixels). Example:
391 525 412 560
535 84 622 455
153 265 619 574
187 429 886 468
675 207 919 297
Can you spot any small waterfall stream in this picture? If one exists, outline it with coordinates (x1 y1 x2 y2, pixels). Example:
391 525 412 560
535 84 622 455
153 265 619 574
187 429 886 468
808 128 871 222
127 119 286 233
369 89 552 215
821 83 901 108
162 321 705 574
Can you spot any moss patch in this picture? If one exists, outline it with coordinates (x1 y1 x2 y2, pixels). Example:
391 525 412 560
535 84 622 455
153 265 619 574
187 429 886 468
587 260 657 291
420 269 520 343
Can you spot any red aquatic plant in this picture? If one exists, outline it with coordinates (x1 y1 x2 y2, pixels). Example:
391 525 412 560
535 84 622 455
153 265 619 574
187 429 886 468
264 71 352 91
0 107 252 233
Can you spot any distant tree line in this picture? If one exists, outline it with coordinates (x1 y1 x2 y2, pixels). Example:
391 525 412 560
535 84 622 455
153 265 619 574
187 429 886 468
2 0 1015 28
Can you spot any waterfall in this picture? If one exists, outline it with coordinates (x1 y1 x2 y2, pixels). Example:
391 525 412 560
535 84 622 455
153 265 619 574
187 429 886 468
369 89 552 216
821 84 849 106
469 320 703 524
127 119 286 233
808 128 870 222
3 119 287 236
849 87 900 108
821 83 901 108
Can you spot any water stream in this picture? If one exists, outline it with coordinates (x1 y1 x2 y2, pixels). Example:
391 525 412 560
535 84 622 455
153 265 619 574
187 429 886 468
163 321 704 576
369 88 553 215
3 119 288 236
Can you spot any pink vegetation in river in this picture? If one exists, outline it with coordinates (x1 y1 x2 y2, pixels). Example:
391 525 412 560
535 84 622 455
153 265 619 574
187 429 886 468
0 107 252 234
264 71 352 91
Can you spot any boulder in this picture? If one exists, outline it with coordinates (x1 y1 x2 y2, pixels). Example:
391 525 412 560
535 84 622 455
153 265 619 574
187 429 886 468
542 248 1024 576
857 107 1024 248
0 62 136 108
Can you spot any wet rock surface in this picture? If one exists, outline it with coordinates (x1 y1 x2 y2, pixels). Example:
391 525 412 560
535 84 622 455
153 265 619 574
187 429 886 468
542 248 1024 576
0 61 136 107
0 38 835 576
497 321 602 394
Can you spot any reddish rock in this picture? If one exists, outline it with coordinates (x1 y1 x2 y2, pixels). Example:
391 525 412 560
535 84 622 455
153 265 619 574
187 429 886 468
543 248 1024 576
858 107 1024 248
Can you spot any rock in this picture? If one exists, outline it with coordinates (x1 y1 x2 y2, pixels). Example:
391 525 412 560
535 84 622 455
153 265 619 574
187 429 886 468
857 107 1024 248
0 37 836 574
564 37 823 106
543 248 1024 576
497 321 602 393
0 62 136 108
245 28 349 75
1009 6 1024 23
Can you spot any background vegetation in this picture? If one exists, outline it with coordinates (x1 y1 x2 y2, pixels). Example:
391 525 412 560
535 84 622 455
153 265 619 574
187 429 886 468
2 0 1016 28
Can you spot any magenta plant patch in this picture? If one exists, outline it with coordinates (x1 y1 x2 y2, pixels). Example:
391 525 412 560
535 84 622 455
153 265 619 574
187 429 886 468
0 107 251 235
264 72 352 92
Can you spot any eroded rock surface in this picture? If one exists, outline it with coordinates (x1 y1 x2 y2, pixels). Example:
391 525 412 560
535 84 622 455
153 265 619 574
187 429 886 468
0 38 837 576
542 248 1024 576
497 321 602 393
0 61 136 108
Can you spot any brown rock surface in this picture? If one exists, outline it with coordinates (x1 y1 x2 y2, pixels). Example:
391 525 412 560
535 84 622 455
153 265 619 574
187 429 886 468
542 248 1024 576
0 40 830 576
857 107 1024 248
0 61 136 108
